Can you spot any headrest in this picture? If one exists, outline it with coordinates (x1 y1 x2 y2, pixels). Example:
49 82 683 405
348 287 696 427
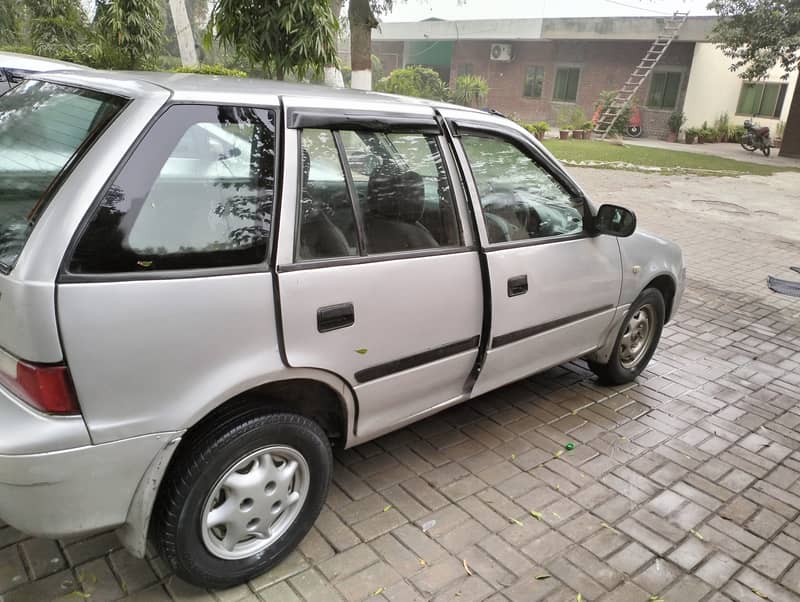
367 169 425 223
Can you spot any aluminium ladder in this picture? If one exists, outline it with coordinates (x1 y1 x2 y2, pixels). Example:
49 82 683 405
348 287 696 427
594 11 690 139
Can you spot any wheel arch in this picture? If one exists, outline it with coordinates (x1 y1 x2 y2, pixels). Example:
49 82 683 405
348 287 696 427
117 369 356 559
645 273 677 322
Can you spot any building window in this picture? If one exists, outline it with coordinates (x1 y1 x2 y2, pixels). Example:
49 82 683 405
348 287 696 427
457 63 473 77
647 71 682 109
523 66 544 98
737 82 789 118
553 67 580 102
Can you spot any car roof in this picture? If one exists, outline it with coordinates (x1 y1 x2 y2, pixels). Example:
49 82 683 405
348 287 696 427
31 69 485 115
0 51 88 72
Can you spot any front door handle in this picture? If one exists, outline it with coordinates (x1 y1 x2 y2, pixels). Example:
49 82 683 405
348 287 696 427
317 303 355 332
508 275 528 297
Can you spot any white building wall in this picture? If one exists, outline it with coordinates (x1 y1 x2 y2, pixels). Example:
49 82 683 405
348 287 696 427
684 43 797 131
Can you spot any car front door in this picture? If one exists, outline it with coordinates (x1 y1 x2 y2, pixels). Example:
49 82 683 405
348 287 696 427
445 113 623 397
276 108 483 443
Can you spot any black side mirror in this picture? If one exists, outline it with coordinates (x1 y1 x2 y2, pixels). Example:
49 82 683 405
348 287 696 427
594 204 636 237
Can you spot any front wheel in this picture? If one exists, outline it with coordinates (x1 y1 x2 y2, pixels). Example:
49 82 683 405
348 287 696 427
741 139 757 152
588 288 665 385
626 125 643 138
762 145 771 157
153 412 333 589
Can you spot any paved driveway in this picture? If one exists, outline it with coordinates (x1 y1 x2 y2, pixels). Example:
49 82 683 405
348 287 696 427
2 169 800 602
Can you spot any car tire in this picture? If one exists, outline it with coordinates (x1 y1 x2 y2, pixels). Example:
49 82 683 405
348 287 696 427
153 411 332 589
588 288 665 385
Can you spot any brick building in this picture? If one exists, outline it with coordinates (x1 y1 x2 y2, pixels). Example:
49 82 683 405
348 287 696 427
363 16 796 139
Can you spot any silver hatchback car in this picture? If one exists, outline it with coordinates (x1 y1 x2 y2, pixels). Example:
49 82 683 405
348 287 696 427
0 71 685 588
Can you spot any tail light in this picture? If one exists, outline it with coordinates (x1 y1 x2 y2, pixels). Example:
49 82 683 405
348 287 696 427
0 348 80 415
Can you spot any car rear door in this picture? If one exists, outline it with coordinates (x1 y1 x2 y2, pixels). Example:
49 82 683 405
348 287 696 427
441 110 622 397
275 103 483 443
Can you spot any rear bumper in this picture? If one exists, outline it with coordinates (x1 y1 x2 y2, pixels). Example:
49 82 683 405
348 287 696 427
0 432 178 538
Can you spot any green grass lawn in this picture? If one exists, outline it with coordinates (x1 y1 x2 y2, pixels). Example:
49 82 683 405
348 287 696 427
542 139 798 176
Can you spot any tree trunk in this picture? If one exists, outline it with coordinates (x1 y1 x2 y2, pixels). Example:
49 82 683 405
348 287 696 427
779 85 800 158
168 0 198 67
324 0 344 87
349 0 377 90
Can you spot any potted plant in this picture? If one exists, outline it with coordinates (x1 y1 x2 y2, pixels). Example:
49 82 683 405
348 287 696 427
534 121 550 141
667 110 686 143
684 127 698 144
569 107 587 140
582 121 594 140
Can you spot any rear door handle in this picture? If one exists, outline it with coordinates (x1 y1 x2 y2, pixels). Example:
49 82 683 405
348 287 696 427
317 303 355 332
508 275 528 297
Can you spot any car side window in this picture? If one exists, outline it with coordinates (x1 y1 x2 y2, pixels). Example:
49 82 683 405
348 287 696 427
340 131 460 254
69 105 275 273
296 129 359 260
460 134 583 244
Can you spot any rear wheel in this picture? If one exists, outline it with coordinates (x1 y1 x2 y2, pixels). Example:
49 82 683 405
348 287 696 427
762 145 771 157
153 412 332 589
588 288 665 385
626 125 643 138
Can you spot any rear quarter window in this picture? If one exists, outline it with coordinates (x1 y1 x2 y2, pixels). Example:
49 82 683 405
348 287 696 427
0 80 125 271
68 104 277 274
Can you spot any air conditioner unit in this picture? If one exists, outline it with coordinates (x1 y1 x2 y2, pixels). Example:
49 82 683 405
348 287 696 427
490 43 513 62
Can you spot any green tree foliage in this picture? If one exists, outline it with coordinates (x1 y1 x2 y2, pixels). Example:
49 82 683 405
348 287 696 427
708 0 800 79
0 0 24 45
26 0 90 60
209 0 339 80
95 0 164 69
374 65 449 101
453 74 489 107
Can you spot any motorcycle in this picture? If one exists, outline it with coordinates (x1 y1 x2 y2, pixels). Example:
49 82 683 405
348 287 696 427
741 119 772 156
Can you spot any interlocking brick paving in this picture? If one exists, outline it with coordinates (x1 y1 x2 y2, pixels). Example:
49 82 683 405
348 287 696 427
2 168 800 601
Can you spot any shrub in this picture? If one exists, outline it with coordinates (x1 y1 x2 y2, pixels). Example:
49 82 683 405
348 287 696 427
452 74 489 107
172 64 247 78
668 110 687 134
521 121 549 139
374 65 448 101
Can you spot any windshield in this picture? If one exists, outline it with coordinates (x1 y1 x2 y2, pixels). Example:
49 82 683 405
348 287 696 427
0 80 125 271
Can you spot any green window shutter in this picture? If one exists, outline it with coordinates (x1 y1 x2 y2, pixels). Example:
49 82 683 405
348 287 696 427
566 69 580 102
759 83 780 116
523 66 544 98
662 72 681 109
648 72 681 109
773 84 788 117
737 83 760 115
554 68 579 102
648 72 666 107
